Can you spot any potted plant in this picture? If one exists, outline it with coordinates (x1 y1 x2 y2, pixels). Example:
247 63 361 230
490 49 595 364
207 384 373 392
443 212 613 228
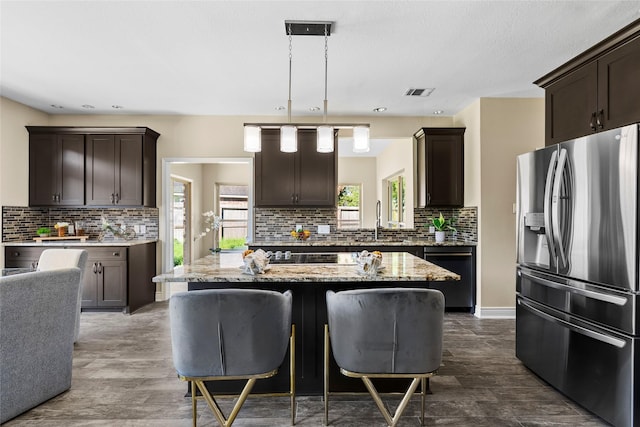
37 227 51 237
429 213 456 243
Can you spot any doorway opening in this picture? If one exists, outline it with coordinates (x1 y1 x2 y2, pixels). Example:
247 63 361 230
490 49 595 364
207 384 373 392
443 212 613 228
171 177 191 266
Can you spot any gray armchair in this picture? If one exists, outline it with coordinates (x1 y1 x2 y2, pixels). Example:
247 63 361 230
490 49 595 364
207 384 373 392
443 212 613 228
324 288 445 427
170 288 295 427
37 249 89 343
0 268 82 424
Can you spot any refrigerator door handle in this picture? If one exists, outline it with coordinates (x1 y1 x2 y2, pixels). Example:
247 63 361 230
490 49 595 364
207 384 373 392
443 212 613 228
551 148 568 269
543 150 558 264
518 299 627 348
520 270 628 306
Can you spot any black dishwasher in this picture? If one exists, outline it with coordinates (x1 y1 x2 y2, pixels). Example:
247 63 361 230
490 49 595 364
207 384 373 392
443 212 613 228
424 246 476 313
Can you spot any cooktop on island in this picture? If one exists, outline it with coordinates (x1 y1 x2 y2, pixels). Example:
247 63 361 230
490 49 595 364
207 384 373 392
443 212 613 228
267 252 356 265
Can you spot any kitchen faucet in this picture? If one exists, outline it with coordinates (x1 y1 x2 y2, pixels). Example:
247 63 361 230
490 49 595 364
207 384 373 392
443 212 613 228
375 200 381 241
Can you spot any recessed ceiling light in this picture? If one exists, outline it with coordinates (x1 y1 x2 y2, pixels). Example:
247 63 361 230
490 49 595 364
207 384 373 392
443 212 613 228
433 110 444 115
275 106 286 111
82 104 95 109
50 104 64 109
373 107 387 113
111 105 124 109
309 106 320 112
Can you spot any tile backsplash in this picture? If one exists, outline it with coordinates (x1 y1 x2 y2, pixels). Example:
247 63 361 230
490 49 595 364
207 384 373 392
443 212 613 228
254 206 477 242
2 206 159 242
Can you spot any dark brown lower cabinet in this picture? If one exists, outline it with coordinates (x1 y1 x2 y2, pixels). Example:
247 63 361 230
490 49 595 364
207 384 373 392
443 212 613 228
3 243 156 313
82 248 127 308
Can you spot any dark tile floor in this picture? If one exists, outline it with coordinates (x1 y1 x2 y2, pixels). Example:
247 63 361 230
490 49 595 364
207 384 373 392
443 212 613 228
5 302 609 426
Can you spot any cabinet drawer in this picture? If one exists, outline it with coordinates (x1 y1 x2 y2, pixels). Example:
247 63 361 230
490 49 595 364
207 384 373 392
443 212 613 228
4 247 45 268
85 247 127 260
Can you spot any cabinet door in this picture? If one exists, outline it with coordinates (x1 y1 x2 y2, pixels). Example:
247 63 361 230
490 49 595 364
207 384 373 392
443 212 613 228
29 134 58 206
86 134 116 205
425 130 464 207
254 129 296 206
116 135 143 205
97 259 127 307
296 130 336 206
58 134 85 205
81 262 98 308
598 35 640 131
545 62 598 145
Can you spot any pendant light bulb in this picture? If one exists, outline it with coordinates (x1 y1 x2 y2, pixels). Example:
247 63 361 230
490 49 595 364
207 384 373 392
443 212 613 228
243 125 261 152
317 125 334 153
281 125 298 153
353 126 370 153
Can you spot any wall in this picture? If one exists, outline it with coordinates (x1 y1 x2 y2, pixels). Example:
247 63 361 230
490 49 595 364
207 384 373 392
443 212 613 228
455 98 544 316
376 138 414 228
337 157 376 228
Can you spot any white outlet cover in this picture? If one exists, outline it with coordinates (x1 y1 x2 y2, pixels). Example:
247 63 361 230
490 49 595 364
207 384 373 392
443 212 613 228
318 225 330 234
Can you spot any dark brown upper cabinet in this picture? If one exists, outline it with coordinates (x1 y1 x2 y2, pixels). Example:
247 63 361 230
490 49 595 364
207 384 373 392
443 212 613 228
29 132 85 206
414 127 465 208
26 126 159 207
255 129 337 207
537 20 640 145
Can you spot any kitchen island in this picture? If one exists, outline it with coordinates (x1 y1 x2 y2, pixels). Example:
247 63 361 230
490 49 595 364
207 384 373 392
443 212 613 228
154 251 458 395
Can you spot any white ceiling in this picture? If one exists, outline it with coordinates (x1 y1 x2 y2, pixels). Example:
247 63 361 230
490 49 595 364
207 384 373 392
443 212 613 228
1 1 639 118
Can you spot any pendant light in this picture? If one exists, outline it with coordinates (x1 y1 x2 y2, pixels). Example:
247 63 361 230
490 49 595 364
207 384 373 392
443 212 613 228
352 125 370 153
243 125 261 152
280 24 298 153
317 24 334 153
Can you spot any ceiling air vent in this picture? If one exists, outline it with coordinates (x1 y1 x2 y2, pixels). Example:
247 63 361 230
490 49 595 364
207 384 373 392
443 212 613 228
404 88 435 97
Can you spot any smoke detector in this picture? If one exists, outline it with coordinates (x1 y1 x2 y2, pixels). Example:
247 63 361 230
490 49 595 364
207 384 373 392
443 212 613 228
404 88 435 97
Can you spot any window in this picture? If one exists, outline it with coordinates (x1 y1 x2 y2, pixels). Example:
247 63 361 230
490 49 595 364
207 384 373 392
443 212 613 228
218 184 248 249
387 174 405 228
337 184 361 229
172 178 191 266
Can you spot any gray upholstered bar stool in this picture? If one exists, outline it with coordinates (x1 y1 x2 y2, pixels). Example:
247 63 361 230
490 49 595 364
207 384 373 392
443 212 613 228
170 288 295 427
324 288 445 427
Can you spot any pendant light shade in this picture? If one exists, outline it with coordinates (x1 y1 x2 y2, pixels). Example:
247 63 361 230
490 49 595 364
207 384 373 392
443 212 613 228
317 125 334 152
280 125 298 152
243 125 261 152
352 126 370 153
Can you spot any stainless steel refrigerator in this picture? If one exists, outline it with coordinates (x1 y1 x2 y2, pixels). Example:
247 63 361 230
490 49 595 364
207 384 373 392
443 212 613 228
516 123 640 427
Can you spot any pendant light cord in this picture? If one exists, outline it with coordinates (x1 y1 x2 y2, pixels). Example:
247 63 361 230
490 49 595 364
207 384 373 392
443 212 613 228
288 24 293 124
323 24 328 123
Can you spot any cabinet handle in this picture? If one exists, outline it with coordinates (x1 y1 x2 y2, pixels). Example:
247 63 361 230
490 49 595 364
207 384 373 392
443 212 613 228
115 193 120 203
590 112 597 131
13 251 19 257
112 252 120 257
295 194 299 203
31 261 38 269
597 109 604 129
110 193 115 204
427 193 431 205
93 262 97 274
57 193 61 203
291 194 295 203
98 262 103 274
426 252 472 257
52 194 57 202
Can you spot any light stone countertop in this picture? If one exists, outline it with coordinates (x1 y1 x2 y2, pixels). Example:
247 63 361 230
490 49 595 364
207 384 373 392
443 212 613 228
153 251 460 283
249 239 476 247
2 239 158 247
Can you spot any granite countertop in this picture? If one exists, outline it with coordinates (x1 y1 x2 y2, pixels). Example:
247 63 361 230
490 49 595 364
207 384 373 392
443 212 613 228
249 239 476 247
2 239 158 247
153 251 460 283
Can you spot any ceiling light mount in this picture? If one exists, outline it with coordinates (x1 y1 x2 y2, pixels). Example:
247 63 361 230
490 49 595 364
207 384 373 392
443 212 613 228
284 20 332 36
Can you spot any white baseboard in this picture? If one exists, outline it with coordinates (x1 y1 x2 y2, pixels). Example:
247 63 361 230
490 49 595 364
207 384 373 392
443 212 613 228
155 291 166 302
474 306 516 319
